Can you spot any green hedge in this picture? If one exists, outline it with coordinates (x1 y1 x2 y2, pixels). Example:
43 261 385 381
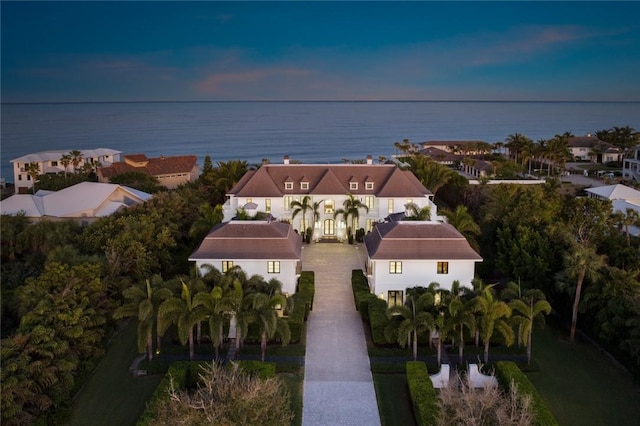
233 360 276 379
406 361 438 426
368 297 389 345
495 361 559 426
351 270 370 311
289 271 315 343
298 271 315 317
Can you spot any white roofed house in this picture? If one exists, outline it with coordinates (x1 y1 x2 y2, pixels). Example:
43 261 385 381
363 220 482 306
11 148 122 194
222 155 438 242
0 181 152 225
189 221 302 295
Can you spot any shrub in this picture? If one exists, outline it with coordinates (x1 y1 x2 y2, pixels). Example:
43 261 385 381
288 294 306 343
437 370 534 426
495 361 559 426
351 270 370 310
406 361 438 426
234 360 276 380
368 297 389 345
142 362 293 426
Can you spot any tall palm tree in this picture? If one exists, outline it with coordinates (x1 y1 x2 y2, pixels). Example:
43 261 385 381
189 204 223 241
193 285 232 359
158 281 205 360
562 244 606 342
509 289 551 365
334 193 369 239
25 163 40 194
505 133 530 164
622 208 640 247
69 150 84 172
441 281 475 363
113 277 172 360
59 154 72 177
243 292 291 361
291 195 312 233
385 291 435 361
442 205 481 250
212 160 249 193
472 284 514 363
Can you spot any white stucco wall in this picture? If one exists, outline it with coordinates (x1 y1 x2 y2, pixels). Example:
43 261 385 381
194 259 299 295
368 259 477 302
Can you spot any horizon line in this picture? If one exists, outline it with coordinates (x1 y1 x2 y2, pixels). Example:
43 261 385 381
3 99 640 105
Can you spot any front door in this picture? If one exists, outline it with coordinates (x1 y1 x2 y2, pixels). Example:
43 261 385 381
323 219 335 236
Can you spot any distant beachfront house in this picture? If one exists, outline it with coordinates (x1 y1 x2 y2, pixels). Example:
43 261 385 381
363 219 482 306
567 136 622 163
0 181 152 225
461 159 494 179
10 148 122 194
419 140 491 155
189 221 302 295
622 146 640 182
417 147 459 165
222 156 438 241
97 153 198 189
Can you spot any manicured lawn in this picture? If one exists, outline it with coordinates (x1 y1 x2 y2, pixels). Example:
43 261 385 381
67 321 163 426
528 320 640 425
373 373 417 426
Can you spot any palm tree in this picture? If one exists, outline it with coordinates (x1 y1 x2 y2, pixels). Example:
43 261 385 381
334 193 369 240
562 244 606 342
193 285 231 359
25 163 40 194
505 133 530 164
509 289 551 365
243 292 291 361
622 208 640 247
113 277 172 360
189 203 223 241
59 154 72 177
291 195 312 234
442 205 481 250
212 160 249 193
158 280 205 360
441 281 475 363
385 291 435 361
404 202 431 221
472 284 514 363
69 150 84 172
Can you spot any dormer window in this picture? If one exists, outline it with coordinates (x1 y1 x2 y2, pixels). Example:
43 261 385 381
365 182 374 190
285 182 293 190
300 182 309 190
350 182 358 190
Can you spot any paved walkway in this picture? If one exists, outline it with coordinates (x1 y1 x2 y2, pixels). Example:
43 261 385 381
302 243 381 426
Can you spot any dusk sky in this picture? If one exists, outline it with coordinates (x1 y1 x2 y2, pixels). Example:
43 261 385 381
2 1 640 102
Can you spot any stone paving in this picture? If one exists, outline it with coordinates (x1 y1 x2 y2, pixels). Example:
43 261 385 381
301 242 381 426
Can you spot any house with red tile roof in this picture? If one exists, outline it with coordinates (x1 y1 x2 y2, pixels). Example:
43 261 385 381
364 220 482 305
189 221 302 294
223 156 437 241
97 154 198 189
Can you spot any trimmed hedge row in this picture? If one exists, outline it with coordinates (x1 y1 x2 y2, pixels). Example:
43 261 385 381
351 269 370 310
289 271 315 343
495 361 559 426
406 361 438 426
368 297 389 345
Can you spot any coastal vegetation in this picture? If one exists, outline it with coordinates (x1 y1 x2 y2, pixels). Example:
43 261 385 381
3 127 640 424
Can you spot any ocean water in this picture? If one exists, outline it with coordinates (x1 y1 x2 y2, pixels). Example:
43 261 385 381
2 101 639 183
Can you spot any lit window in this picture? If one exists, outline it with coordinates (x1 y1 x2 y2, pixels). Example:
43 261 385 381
324 200 334 214
365 196 374 209
388 291 404 307
265 198 271 213
284 196 293 210
388 199 394 214
268 261 280 274
222 261 233 273
389 261 402 274
285 182 293 190
365 182 374 190
366 219 374 233
301 182 309 190
437 262 449 274
246 198 252 204
350 182 358 190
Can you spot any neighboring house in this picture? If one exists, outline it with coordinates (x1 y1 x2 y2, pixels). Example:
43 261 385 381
222 156 437 241
10 148 122 194
0 181 152 225
585 184 640 204
611 199 640 236
623 145 640 182
363 220 482 306
567 136 622 163
419 140 490 154
97 153 199 189
189 221 302 295
461 159 493 178
417 147 459 165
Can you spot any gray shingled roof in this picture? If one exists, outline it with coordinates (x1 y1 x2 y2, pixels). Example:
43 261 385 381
189 221 302 260
364 221 482 260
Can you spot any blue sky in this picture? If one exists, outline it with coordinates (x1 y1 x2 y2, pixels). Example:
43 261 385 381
2 1 639 102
